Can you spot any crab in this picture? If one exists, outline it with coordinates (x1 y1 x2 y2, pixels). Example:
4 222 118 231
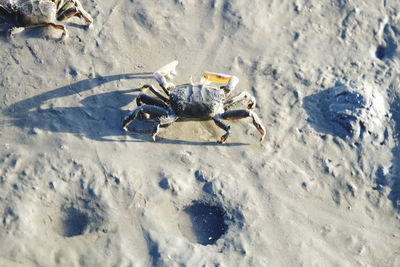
0 0 93 38
122 60 266 144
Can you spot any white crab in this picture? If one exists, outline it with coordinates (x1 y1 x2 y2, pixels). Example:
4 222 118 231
123 61 266 144
0 0 93 38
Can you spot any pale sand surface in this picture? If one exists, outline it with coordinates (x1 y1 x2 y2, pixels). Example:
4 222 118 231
1 1 400 266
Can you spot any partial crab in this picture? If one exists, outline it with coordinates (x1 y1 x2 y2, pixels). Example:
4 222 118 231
0 0 93 38
122 60 266 144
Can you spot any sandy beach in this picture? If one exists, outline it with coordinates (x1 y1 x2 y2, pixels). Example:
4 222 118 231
1 0 400 266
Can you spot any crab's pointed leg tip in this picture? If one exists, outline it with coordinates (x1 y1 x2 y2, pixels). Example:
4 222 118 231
123 127 128 132
60 30 69 40
151 133 157 142
10 27 24 35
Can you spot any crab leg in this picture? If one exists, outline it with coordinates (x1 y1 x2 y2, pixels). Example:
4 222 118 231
200 72 239 95
151 122 161 142
213 116 231 144
122 104 169 130
136 93 169 119
64 0 93 24
140 84 169 104
154 60 178 94
224 91 256 111
48 23 68 37
75 4 93 25
215 110 265 143
0 4 13 16
136 93 169 109
53 0 62 9
9 23 67 38
57 6 93 25
123 104 177 142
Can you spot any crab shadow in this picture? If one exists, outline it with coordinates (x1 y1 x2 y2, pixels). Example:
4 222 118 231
4 73 246 146
131 133 247 147
5 73 151 141
0 16 46 40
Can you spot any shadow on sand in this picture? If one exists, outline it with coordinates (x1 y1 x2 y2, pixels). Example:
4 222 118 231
386 86 400 210
3 73 246 146
302 89 349 139
4 73 148 141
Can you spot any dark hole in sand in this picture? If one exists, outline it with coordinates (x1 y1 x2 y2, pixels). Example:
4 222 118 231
184 201 227 245
376 45 386 60
62 207 89 237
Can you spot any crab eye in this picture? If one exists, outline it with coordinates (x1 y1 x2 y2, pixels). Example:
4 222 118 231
247 101 254 109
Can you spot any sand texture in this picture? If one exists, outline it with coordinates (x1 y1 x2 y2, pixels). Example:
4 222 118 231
1 0 400 266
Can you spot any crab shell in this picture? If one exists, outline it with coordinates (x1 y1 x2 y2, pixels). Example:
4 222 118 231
169 84 226 119
15 0 57 26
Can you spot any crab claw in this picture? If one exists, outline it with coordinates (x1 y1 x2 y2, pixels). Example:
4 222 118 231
157 60 178 79
200 72 239 95
153 60 178 92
